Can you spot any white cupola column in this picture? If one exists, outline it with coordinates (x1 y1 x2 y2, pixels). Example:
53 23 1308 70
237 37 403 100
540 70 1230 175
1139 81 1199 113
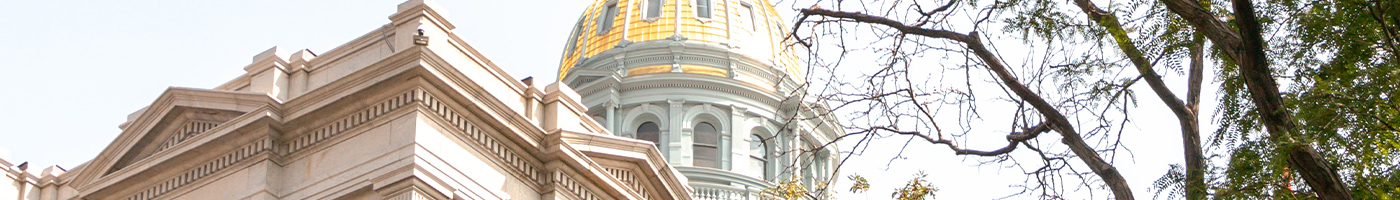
605 101 617 134
668 99 688 166
729 105 749 174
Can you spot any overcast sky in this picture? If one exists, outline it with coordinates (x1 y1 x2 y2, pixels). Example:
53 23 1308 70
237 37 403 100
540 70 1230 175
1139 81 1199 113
0 0 1214 199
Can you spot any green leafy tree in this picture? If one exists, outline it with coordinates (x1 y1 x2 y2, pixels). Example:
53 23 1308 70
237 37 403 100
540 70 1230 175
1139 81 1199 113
1195 0 1400 198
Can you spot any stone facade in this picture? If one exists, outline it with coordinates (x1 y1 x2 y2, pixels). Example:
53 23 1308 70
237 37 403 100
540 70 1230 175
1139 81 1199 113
1 1 698 199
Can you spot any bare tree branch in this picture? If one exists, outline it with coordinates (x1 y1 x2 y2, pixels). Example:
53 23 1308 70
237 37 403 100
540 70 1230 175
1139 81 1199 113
798 8 1137 200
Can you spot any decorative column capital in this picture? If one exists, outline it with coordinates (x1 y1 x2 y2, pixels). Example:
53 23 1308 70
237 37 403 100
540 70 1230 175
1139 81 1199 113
667 99 685 107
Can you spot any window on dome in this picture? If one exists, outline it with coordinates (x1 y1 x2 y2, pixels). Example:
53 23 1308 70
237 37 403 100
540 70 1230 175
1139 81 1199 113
742 4 758 30
566 18 584 57
644 0 663 19
695 0 712 19
596 3 620 35
637 122 661 148
693 122 720 168
750 134 768 180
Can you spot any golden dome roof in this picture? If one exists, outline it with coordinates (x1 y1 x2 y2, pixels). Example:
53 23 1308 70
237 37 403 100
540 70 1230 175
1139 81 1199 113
557 0 802 81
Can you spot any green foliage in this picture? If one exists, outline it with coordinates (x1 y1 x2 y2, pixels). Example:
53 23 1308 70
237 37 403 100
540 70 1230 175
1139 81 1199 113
1287 62 1400 199
841 172 936 200
848 174 871 193
1000 0 1085 43
891 171 938 200
767 176 811 200
1206 0 1400 198
1214 142 1309 199
1149 164 1186 199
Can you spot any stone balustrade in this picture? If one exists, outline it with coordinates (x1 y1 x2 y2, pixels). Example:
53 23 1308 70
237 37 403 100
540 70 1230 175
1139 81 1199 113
690 182 770 200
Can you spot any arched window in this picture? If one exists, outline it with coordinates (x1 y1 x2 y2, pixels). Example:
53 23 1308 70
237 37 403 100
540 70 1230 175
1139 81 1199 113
637 122 661 148
750 134 767 179
692 122 720 168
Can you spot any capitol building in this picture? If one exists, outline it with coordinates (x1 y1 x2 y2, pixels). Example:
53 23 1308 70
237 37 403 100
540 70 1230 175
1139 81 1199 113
0 0 839 199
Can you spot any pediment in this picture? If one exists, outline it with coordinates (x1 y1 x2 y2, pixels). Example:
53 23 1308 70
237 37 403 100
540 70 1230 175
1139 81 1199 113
556 131 691 200
71 88 280 189
104 107 244 175
599 162 663 200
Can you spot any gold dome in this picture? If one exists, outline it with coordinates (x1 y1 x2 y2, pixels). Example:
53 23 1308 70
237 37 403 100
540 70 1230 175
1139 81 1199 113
557 0 802 81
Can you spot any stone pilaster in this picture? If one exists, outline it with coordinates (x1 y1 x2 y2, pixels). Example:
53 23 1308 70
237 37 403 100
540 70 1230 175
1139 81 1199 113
667 99 687 166
729 105 749 174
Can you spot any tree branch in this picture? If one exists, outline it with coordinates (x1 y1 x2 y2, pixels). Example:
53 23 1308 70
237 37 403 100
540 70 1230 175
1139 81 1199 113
798 8 1136 200
1158 0 1245 60
1071 0 1196 120
866 122 1048 156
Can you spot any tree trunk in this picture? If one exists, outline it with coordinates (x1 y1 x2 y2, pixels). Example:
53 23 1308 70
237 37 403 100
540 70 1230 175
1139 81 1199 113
1183 34 1207 200
1153 0 1353 197
1229 0 1354 198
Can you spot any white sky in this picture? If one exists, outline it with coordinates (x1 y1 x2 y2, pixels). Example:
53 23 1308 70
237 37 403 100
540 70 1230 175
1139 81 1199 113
0 0 1218 199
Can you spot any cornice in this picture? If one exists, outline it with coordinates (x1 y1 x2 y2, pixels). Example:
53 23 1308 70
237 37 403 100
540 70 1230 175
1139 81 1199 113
302 24 394 72
619 74 784 107
122 139 274 200
415 48 550 149
440 27 527 95
213 74 251 91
